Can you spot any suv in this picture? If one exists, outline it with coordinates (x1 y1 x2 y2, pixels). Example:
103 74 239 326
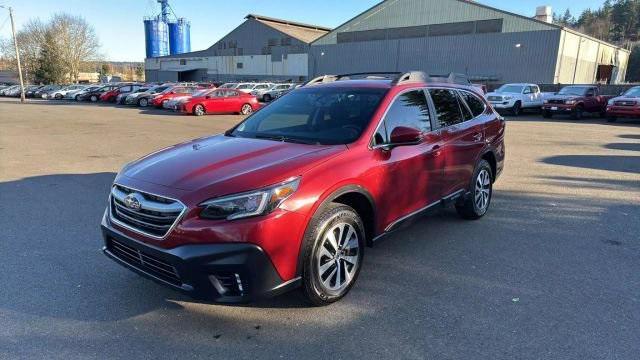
606 86 640 123
542 85 612 119
101 72 505 305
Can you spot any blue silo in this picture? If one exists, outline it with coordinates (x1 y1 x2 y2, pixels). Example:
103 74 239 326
168 18 191 55
144 18 169 58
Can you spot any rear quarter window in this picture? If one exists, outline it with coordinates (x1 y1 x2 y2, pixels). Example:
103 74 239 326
459 91 486 117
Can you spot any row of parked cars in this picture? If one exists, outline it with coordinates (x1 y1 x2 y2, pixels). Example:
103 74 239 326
485 82 640 121
0 81 300 116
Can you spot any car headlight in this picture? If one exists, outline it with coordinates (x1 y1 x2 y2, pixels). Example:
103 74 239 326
608 99 615 105
199 177 300 220
565 100 576 105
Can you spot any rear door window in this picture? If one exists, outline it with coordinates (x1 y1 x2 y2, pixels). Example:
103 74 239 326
429 89 464 127
459 91 486 118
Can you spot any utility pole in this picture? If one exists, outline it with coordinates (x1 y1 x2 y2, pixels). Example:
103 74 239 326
1 6 25 103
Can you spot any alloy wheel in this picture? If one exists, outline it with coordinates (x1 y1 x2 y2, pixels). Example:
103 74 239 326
194 105 205 116
241 104 253 115
316 222 360 292
475 169 491 212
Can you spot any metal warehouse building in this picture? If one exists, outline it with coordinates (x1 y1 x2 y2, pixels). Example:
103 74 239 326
309 0 630 84
145 15 329 83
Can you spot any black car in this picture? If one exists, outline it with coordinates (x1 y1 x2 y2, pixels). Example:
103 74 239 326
25 85 45 98
33 85 62 98
77 85 118 102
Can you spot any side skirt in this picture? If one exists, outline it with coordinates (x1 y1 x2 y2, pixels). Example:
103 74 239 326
371 189 467 245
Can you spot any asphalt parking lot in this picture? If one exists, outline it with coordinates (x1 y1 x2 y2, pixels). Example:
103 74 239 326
1 98 639 359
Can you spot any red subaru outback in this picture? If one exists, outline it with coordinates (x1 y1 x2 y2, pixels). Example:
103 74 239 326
101 72 505 305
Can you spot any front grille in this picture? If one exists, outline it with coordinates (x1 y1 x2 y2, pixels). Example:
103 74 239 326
107 237 181 285
487 96 502 101
548 99 565 105
614 101 637 107
110 184 185 239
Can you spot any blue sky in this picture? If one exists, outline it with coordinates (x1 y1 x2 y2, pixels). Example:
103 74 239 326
0 0 608 61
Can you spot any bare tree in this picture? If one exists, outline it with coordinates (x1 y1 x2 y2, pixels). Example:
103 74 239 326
48 14 100 83
0 19 47 82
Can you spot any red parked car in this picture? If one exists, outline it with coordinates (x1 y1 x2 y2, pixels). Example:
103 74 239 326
100 84 144 102
606 86 640 123
542 85 613 119
150 86 199 108
101 72 505 305
183 89 261 116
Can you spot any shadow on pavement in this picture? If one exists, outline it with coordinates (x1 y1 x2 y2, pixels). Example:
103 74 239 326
604 142 640 152
541 155 640 174
1 171 639 358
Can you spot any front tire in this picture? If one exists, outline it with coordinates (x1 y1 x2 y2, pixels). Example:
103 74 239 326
456 160 493 220
607 116 617 123
55 93 62 100
301 203 365 306
571 105 583 120
511 101 522 116
543 110 552 118
241 104 253 115
138 98 148 107
263 94 272 102
90 95 98 102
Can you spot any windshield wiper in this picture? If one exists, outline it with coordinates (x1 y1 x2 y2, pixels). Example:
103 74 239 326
254 133 318 145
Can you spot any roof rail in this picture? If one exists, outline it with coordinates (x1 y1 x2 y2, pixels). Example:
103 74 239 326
304 72 402 86
305 71 471 87
426 72 471 85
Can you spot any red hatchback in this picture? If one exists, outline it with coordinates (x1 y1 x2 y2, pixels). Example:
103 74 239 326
101 72 505 305
150 86 199 108
183 89 260 116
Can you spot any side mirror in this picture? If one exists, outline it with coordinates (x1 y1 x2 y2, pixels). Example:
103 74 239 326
390 126 422 145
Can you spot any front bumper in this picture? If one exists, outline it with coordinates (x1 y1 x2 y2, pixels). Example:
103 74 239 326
607 106 640 118
489 100 516 109
101 218 300 303
542 104 575 113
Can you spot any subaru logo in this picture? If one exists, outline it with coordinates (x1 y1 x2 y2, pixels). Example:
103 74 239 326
123 193 143 211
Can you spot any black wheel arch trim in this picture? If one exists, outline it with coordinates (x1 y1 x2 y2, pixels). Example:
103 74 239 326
295 184 377 277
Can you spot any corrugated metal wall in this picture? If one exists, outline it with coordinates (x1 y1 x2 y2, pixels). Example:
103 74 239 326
314 0 556 46
310 30 561 83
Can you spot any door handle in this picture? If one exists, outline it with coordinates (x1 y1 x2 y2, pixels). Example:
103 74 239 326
430 145 442 157
472 133 483 141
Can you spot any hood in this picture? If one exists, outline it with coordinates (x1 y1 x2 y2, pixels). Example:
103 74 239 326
487 91 518 97
120 134 345 194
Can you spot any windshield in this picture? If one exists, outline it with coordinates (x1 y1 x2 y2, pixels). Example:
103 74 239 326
496 85 524 93
623 87 640 97
558 87 588 96
149 86 169 94
230 87 388 145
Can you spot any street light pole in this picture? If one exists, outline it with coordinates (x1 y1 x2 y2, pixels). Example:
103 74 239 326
1 6 25 103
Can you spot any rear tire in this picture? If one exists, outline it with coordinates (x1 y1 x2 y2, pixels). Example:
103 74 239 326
543 110 552 118
607 116 617 123
193 104 205 116
138 98 148 107
263 94 272 102
90 95 98 102
301 203 365 306
54 93 62 100
75 94 80 101
456 159 493 220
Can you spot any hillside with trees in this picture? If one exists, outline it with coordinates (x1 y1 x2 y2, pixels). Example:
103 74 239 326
554 0 640 81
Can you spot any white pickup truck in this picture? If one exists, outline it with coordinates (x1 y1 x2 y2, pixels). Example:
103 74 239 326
486 83 552 116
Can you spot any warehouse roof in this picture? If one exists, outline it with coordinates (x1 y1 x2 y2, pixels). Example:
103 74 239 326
245 14 331 43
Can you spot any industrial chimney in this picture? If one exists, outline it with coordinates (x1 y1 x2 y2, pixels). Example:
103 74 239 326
535 6 552 23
